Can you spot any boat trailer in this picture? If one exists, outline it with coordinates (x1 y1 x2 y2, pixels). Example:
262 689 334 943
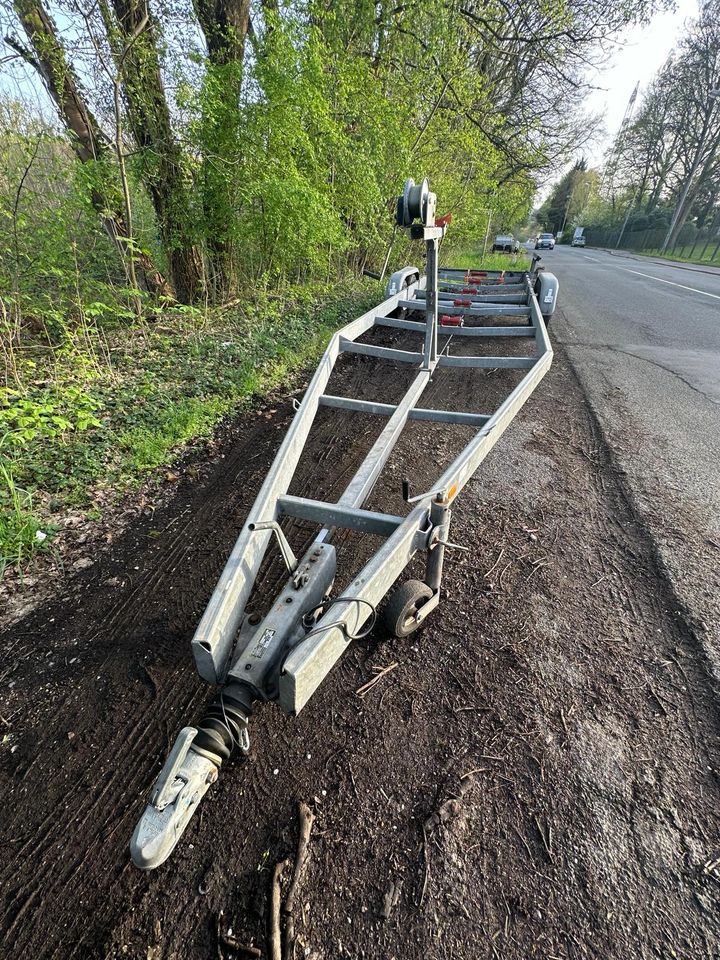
130 179 558 869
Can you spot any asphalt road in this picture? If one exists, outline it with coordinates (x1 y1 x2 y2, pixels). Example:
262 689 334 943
538 244 720 673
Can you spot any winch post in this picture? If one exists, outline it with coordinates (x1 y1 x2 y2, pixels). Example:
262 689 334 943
424 235 439 368
396 177 444 370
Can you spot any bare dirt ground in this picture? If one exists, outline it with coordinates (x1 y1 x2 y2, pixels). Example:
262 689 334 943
1 317 719 960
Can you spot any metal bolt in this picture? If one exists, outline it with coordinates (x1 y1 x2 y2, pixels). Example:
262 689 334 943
285 597 293 604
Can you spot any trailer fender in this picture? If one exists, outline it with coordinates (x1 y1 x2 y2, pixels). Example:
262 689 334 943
535 271 559 321
385 266 421 298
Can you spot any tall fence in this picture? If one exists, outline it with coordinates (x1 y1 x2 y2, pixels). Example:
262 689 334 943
583 222 720 265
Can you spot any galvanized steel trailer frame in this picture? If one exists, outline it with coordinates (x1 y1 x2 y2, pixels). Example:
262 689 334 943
130 181 556 869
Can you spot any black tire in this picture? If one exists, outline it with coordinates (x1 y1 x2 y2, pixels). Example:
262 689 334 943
382 579 434 638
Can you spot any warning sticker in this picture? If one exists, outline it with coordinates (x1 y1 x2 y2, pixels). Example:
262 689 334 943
250 628 275 659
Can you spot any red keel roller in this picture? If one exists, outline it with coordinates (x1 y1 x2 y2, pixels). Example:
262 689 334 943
467 269 504 284
440 314 463 327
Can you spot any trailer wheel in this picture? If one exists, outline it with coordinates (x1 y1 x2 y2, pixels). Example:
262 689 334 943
383 580 434 638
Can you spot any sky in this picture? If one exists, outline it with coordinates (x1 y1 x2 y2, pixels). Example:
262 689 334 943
584 0 700 166
531 0 700 203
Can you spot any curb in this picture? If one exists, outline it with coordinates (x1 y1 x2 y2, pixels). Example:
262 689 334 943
599 248 720 278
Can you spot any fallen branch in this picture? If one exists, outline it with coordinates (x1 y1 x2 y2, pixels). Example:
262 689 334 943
269 859 289 960
356 661 398 698
419 824 431 908
380 879 403 920
285 802 316 914
222 934 261 958
533 815 553 861
460 766 489 779
484 548 505 579
283 802 316 960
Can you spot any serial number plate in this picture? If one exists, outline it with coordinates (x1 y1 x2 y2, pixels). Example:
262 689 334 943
250 628 275 659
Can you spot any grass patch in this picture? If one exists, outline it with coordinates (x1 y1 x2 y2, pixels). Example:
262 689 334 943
117 396 231 473
631 248 720 268
1 278 381 574
0 455 47 574
443 245 530 271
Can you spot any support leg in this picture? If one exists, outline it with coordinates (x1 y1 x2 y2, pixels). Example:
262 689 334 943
426 495 450 592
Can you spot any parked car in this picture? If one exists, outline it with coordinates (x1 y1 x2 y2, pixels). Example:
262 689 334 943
571 235 586 247
492 234 520 253
535 233 555 249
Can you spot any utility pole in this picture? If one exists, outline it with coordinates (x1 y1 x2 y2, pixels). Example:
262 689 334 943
559 194 572 239
615 189 639 248
482 209 492 256
601 82 639 201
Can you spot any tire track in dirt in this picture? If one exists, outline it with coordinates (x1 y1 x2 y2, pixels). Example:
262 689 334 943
0 415 298 952
2 323 717 959
0 323 468 957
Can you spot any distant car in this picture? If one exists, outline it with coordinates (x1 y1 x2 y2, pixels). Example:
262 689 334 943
492 234 520 253
535 233 555 250
571 235 586 247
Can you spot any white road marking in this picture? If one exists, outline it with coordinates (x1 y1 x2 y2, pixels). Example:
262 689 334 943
623 268 720 301
583 255 601 262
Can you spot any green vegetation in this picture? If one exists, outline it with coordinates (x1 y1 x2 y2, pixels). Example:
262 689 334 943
1 0 667 573
445 248 531 272
0 452 44 574
633 247 720 267
1 281 380 570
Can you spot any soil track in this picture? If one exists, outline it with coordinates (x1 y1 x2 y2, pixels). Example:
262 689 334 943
1 318 719 960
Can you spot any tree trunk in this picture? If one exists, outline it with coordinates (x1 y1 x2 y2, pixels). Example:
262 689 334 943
666 132 720 249
11 0 172 299
193 0 250 62
192 0 251 300
102 0 204 303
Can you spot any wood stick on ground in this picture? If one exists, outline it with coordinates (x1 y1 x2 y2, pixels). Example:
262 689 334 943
221 935 262 959
512 825 533 859
380 879 403 919
419 824 431 908
283 802 316 960
460 766 489 779
270 859 289 960
285 802 316 914
356 661 398 697
484 548 505 579
534 815 553 860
